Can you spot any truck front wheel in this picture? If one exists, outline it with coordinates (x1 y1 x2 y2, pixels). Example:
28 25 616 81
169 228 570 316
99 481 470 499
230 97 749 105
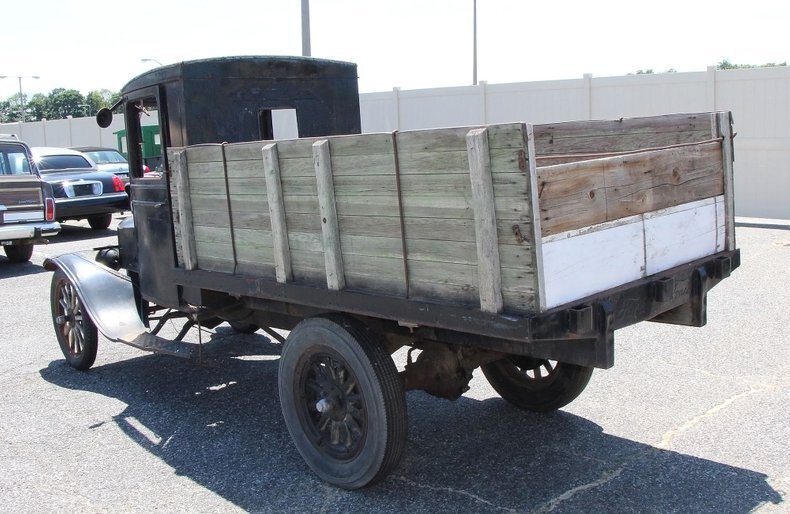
278 316 407 489
50 269 98 370
481 356 593 412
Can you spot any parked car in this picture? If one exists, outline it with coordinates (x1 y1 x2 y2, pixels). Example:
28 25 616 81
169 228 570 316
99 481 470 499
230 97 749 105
70 146 130 186
31 147 128 230
70 146 152 194
0 136 60 262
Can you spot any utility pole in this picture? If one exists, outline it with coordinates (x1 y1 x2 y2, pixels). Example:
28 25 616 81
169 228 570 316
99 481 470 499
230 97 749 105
301 0 311 57
473 0 478 86
0 75 40 122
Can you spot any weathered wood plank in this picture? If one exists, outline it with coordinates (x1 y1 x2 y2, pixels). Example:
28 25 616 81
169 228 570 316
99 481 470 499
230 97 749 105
313 140 345 290
524 123 546 312
533 113 714 155
717 112 736 251
171 150 198 270
536 159 608 236
263 143 293 283
537 141 724 236
604 141 723 220
184 145 224 163
467 127 504 313
643 198 718 276
541 218 646 309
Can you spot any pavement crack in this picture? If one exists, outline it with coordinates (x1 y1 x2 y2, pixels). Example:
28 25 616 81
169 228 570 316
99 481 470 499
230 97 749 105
391 475 517 512
658 382 774 450
532 461 631 514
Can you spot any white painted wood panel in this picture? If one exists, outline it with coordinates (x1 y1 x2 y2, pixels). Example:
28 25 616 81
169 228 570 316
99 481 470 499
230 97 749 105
541 221 645 309
643 198 718 275
716 196 726 253
541 196 726 309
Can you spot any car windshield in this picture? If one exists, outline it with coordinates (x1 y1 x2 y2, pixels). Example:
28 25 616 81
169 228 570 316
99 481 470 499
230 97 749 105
36 154 93 171
86 150 127 164
0 143 32 175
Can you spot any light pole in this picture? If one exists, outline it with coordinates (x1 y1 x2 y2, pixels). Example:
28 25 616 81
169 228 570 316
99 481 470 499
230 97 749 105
301 0 311 57
0 75 39 122
472 0 478 86
141 58 164 66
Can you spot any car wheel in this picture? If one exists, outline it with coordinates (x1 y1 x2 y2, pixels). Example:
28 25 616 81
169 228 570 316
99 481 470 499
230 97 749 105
88 213 113 230
3 244 34 263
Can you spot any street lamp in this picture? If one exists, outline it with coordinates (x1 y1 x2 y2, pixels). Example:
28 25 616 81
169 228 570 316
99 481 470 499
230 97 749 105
0 75 39 122
140 58 164 66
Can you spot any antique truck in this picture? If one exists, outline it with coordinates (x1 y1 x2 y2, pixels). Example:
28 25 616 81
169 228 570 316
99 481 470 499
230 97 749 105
45 56 740 489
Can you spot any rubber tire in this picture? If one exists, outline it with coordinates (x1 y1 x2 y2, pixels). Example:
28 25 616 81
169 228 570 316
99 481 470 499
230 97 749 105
87 213 112 230
481 357 593 413
4 244 34 263
228 321 258 334
278 316 407 489
50 269 98 370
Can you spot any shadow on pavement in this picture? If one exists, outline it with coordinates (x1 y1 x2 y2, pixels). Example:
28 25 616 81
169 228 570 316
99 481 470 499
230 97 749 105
40 330 782 512
51 223 117 244
0 259 48 278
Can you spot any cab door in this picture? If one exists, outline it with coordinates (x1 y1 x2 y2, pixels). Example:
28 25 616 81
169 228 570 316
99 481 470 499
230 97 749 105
124 86 179 308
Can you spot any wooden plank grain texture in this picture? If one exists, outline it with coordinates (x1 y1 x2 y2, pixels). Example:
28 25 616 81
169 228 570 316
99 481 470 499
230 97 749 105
533 113 714 155
262 143 293 283
466 127 504 313
537 141 724 236
313 140 345 290
170 149 197 270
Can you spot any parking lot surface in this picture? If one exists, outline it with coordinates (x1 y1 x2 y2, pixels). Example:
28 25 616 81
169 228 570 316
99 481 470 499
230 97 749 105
0 215 787 512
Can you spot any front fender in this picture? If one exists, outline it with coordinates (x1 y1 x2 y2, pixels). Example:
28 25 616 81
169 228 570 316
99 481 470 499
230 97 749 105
44 253 148 343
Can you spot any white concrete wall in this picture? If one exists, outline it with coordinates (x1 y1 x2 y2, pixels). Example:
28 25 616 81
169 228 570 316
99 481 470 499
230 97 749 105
4 66 788 218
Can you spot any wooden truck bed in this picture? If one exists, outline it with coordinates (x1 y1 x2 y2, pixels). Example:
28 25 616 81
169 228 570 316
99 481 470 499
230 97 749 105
166 112 734 319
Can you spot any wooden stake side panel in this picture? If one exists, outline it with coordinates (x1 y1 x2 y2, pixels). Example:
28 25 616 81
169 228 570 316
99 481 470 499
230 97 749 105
537 141 724 237
168 124 540 313
533 112 714 160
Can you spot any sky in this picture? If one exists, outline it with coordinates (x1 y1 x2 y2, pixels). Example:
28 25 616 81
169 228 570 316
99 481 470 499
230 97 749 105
2 0 789 100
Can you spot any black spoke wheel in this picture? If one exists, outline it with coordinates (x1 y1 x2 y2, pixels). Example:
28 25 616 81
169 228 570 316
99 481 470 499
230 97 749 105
50 269 98 370
481 356 593 413
279 316 407 489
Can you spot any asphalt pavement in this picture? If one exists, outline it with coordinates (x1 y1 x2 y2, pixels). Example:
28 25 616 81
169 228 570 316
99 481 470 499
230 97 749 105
0 214 787 512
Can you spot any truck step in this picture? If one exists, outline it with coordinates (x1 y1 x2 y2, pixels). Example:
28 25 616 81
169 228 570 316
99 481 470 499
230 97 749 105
127 332 195 359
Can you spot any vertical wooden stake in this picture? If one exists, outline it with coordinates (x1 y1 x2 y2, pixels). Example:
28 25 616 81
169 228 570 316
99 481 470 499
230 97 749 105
717 112 736 251
524 123 546 312
172 149 198 270
262 143 293 283
466 128 503 313
313 139 346 290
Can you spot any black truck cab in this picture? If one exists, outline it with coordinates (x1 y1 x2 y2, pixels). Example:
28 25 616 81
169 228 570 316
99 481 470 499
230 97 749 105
111 56 362 309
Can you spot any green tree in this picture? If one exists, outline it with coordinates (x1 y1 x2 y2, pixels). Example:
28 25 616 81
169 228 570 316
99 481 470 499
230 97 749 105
0 99 14 123
25 93 50 121
48 88 85 118
717 59 787 70
84 89 119 117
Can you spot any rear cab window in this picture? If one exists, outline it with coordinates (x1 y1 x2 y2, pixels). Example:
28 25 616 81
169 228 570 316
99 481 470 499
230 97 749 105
0 143 33 175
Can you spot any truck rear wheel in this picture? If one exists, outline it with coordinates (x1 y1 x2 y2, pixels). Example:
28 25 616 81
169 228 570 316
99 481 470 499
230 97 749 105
50 269 98 370
3 244 34 263
481 356 593 412
278 316 407 489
